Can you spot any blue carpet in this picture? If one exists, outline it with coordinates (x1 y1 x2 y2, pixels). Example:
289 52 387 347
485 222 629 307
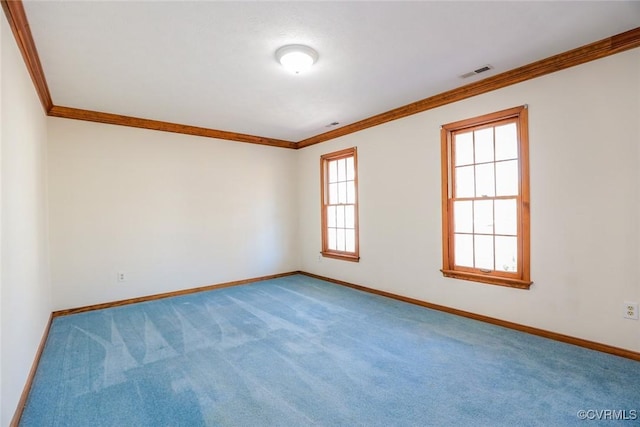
20 275 640 426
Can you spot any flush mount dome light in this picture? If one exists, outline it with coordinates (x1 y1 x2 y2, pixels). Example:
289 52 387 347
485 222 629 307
276 44 318 74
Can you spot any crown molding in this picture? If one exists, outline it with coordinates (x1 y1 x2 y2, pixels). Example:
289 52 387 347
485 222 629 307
2 0 295 149
297 26 640 148
2 1 638 149
1 0 53 112
48 106 298 149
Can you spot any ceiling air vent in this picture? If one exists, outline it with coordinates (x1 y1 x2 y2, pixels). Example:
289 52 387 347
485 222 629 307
460 64 494 79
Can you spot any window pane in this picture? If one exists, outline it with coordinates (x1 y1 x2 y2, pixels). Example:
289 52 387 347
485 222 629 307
454 234 474 268
474 200 493 234
327 206 336 227
336 205 345 228
475 163 495 197
338 182 347 203
329 183 338 204
455 166 475 198
345 230 355 252
474 127 494 164
347 181 355 204
454 201 473 233
474 235 494 271
345 205 355 228
494 199 517 236
455 132 474 166
496 160 518 196
337 159 346 182
328 228 337 250
337 229 346 251
495 123 518 161
329 161 338 183
495 236 517 272
346 157 355 180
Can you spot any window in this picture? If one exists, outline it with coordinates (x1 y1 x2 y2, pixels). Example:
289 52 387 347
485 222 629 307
441 106 531 289
321 147 359 262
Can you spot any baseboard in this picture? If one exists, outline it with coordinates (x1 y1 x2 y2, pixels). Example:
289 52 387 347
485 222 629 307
298 271 640 362
53 271 299 317
14 272 298 424
10 313 53 427
13 270 639 425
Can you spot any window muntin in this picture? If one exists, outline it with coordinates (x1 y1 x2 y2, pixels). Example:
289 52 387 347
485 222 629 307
321 147 359 261
441 106 531 288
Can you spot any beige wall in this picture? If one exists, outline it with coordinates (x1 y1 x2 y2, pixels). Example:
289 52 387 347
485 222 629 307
47 119 299 310
1 16 52 426
298 48 640 352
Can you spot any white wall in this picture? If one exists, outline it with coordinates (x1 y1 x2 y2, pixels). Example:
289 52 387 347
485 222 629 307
0 15 52 426
1 14 4 420
47 119 299 310
1 14 4 419
298 48 640 352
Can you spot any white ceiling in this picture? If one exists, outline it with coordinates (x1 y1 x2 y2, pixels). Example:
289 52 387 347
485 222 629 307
22 1 640 142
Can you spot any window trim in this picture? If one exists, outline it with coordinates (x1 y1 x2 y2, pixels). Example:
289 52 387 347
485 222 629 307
320 147 360 262
440 105 531 289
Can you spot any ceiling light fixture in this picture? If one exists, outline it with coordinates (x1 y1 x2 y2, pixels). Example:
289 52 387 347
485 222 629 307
276 44 318 75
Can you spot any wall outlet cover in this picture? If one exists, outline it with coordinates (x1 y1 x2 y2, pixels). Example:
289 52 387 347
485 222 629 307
623 301 638 320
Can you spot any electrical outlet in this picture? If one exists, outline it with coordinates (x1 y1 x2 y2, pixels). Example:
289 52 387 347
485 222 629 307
118 272 126 282
623 301 638 320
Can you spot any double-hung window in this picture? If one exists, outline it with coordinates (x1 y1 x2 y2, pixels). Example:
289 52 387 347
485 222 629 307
321 147 360 262
441 106 531 288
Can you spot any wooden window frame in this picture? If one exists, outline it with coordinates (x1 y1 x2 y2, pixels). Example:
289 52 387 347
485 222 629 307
441 106 531 289
320 147 360 262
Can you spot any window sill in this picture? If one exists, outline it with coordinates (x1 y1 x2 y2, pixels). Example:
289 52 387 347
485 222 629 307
321 252 360 262
441 269 532 290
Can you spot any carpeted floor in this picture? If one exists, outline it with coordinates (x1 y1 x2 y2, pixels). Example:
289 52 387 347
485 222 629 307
20 274 640 426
